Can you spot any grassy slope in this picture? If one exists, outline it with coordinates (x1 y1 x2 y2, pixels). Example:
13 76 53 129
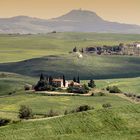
0 94 132 120
0 33 140 139
0 72 36 96
0 73 139 140
0 54 140 79
0 104 140 140
0 73 139 121
96 77 140 95
0 33 140 63
1 33 140 79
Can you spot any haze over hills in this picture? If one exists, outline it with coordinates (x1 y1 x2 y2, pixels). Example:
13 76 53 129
1 9 140 34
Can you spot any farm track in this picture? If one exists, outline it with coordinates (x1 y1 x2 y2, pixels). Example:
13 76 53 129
116 94 140 104
25 115 65 122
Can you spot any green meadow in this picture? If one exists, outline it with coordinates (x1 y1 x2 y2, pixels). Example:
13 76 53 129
0 104 140 140
0 73 139 121
0 32 140 63
0 33 140 140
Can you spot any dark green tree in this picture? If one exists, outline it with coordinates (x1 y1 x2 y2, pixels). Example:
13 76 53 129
77 76 80 83
49 76 53 85
73 77 76 82
81 48 84 53
88 80 96 88
73 46 77 52
40 73 44 81
63 75 66 87
18 105 33 119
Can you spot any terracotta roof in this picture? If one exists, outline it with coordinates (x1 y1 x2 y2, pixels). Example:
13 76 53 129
52 79 63 82
69 81 81 86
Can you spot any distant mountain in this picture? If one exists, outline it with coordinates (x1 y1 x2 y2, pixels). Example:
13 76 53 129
0 9 140 34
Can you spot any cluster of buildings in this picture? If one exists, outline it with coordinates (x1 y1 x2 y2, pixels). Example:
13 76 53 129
85 42 140 56
122 42 140 56
51 78 81 88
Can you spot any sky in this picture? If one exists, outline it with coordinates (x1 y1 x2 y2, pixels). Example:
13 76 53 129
0 0 140 25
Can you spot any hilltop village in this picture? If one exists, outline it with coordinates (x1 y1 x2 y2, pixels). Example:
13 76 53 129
72 42 140 56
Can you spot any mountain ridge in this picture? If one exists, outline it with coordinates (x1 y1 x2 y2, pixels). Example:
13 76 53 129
0 9 140 34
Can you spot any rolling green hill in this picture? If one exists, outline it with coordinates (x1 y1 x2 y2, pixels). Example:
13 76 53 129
0 72 139 140
96 77 140 95
0 72 36 96
0 104 140 140
0 54 140 79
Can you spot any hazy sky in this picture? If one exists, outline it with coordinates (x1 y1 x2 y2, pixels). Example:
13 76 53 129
0 0 140 25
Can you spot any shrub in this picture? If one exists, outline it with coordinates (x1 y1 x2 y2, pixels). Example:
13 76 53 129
125 93 133 97
8 92 13 95
0 118 11 126
67 85 89 94
91 92 106 96
91 92 95 96
136 95 140 99
98 92 106 96
76 105 93 112
64 110 69 115
24 84 32 91
106 86 121 93
102 103 112 108
45 109 59 117
18 105 33 119
106 86 110 91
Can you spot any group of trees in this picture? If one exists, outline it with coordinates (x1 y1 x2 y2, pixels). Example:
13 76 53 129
68 78 96 94
34 73 96 94
73 76 80 83
34 73 66 91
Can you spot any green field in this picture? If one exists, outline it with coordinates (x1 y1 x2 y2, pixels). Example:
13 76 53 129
0 72 36 96
0 73 139 140
0 33 140 140
0 104 140 140
0 73 139 121
0 32 140 63
96 77 140 95
0 33 140 79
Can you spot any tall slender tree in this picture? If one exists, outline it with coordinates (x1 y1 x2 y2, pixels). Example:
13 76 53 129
77 76 80 83
49 76 53 85
40 73 44 81
81 48 84 53
73 77 76 82
63 75 66 87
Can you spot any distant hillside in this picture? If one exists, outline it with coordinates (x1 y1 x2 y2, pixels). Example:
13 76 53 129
0 55 140 79
1 10 140 34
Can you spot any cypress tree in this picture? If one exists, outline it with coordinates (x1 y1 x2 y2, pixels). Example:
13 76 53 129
63 75 66 87
77 76 80 83
81 48 84 53
73 77 76 82
40 73 44 81
49 76 53 85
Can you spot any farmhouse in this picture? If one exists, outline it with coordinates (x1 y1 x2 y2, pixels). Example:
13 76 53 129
123 42 140 55
69 81 81 87
134 42 140 48
52 79 69 88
